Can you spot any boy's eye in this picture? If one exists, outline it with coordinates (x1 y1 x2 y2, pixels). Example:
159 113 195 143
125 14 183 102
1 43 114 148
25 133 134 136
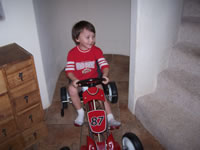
85 35 95 40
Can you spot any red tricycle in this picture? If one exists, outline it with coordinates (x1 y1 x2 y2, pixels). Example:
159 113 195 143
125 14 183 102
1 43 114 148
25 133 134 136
60 78 143 150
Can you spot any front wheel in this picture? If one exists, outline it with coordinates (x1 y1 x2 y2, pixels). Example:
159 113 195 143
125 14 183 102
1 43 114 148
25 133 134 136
122 132 143 150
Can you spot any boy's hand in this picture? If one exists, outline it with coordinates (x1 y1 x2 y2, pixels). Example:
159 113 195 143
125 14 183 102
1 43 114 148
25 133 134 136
102 76 109 84
72 79 79 88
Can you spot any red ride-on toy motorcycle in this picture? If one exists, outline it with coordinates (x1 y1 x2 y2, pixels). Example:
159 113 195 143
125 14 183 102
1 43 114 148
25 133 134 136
60 78 143 150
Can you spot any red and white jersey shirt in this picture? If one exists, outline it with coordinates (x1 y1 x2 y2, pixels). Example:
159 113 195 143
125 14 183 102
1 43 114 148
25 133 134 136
65 46 109 80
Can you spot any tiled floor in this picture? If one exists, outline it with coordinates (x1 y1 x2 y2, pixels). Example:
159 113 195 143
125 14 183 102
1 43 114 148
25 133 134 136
29 54 165 150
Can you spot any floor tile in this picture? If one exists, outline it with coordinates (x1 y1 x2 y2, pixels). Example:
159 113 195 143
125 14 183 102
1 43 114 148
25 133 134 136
109 64 129 81
112 55 130 65
45 101 77 125
39 124 81 150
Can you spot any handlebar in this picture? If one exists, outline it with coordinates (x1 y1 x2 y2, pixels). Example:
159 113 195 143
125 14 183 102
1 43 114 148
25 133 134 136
77 78 106 87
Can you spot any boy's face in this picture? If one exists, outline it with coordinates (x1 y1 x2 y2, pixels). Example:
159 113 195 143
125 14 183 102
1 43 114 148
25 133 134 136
76 28 95 50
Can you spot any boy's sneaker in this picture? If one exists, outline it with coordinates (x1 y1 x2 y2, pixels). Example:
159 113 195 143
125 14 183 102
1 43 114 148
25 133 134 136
108 118 121 129
74 117 84 127
74 108 84 127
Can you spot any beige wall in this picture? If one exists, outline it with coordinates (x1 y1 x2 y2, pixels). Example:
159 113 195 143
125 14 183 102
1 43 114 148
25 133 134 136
33 0 131 72
35 0 131 108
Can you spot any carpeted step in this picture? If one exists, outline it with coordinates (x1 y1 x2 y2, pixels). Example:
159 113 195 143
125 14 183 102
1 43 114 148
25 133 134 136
135 1 200 150
178 17 200 46
169 42 200 76
136 68 200 150
183 0 200 17
157 69 200 111
136 41 200 150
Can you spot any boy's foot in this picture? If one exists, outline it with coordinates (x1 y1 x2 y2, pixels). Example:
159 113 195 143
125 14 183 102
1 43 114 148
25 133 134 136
74 116 84 126
74 121 83 127
74 108 84 127
108 118 121 129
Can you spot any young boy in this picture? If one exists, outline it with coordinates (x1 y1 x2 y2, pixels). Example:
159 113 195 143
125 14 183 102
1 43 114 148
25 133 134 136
65 20 121 127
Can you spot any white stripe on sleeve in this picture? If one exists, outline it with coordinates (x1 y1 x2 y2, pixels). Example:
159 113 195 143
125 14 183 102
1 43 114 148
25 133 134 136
65 68 75 71
99 63 108 68
99 60 107 65
98 58 105 62
67 65 74 68
67 61 75 64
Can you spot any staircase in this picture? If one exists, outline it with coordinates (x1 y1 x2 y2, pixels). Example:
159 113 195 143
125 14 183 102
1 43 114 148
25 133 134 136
135 0 200 150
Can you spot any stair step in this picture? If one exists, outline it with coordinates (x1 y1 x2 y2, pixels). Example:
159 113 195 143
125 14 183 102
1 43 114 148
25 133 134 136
182 16 200 23
156 68 200 115
136 58 200 150
136 69 200 150
169 43 200 76
136 94 200 150
157 69 200 112
183 0 200 17
178 17 200 46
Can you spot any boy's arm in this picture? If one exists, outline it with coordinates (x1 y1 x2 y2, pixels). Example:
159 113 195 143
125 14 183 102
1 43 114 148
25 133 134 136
102 67 109 77
102 67 109 84
67 72 79 87
67 72 77 81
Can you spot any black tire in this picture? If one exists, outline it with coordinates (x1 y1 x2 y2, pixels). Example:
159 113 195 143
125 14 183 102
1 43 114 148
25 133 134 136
61 109 64 117
63 102 68 109
122 132 143 150
61 87 67 102
60 146 70 150
61 87 68 109
60 87 68 117
104 82 118 103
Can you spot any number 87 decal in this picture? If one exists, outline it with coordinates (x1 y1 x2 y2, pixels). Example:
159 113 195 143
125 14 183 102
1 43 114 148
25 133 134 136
88 110 107 133
91 116 104 126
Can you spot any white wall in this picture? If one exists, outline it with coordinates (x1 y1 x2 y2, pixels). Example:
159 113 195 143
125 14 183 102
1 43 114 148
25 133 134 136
129 0 138 112
129 0 183 113
0 0 50 109
33 0 59 106
33 0 131 74
32 0 131 108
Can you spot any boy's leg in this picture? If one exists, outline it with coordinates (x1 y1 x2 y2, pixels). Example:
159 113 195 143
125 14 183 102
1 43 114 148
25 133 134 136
68 84 81 109
68 84 84 126
96 84 121 127
104 98 121 127
104 99 112 114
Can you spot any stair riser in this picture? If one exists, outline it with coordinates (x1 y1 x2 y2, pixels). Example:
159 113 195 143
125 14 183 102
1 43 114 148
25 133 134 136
183 0 200 17
169 44 200 75
178 21 200 46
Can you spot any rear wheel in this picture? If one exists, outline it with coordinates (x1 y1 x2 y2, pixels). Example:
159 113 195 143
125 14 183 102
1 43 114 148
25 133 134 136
122 132 143 150
60 87 68 117
104 82 118 103
61 87 67 100
61 109 64 117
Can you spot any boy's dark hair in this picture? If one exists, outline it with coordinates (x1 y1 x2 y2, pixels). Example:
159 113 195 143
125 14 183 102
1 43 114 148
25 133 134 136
72 20 96 45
